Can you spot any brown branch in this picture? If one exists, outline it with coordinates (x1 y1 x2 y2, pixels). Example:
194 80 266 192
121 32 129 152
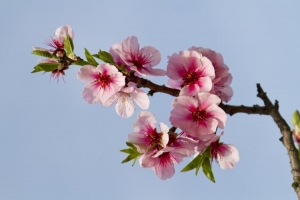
256 84 300 197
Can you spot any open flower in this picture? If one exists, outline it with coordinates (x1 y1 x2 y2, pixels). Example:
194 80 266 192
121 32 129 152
169 93 226 137
167 50 215 96
128 111 169 153
113 36 166 76
77 64 125 104
103 82 150 118
33 24 74 52
189 47 233 102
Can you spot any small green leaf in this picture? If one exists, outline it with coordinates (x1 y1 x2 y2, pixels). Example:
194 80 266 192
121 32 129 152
31 50 58 60
292 110 300 127
181 153 206 172
120 149 134 154
121 154 139 164
72 60 90 66
31 63 60 73
202 157 215 183
85 48 98 66
95 50 116 64
120 142 141 166
64 35 74 55
126 142 136 149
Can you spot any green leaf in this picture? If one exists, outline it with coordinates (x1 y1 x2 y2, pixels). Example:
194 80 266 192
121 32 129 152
292 110 300 127
120 142 141 166
95 50 116 64
64 35 74 55
120 149 134 154
31 63 60 73
202 157 215 183
31 50 58 60
72 60 90 66
85 48 98 66
181 153 206 172
126 142 136 149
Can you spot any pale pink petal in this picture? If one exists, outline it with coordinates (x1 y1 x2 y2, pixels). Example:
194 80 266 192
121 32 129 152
102 92 121 107
196 93 221 109
133 111 156 132
77 65 99 82
82 84 100 104
130 88 150 109
115 93 135 118
55 24 74 45
167 79 182 89
139 150 158 168
97 63 119 75
98 84 120 103
218 144 239 169
206 104 227 129
121 36 139 55
167 53 186 79
140 46 161 67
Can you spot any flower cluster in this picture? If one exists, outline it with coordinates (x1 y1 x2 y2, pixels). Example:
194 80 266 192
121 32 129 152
33 25 74 82
32 26 239 181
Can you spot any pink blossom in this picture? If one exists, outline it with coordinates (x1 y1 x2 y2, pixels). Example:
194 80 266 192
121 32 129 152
102 82 150 118
109 44 131 72
38 59 67 83
33 24 74 52
77 64 125 104
167 50 215 96
189 47 233 102
169 93 226 137
211 140 239 169
113 36 166 76
139 147 185 180
167 132 198 157
128 111 169 153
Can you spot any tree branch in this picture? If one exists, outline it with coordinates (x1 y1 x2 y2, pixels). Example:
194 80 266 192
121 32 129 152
256 84 300 198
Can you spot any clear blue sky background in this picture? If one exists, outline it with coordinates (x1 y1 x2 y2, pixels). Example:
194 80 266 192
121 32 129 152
1 0 299 199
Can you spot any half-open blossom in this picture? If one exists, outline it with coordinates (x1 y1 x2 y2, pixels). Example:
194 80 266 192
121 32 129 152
167 132 198 156
169 93 226 137
113 36 166 76
102 82 150 118
139 147 185 180
128 111 169 153
189 47 233 102
38 59 67 83
293 125 300 143
77 64 125 104
109 43 131 72
167 50 215 96
211 139 239 169
33 24 74 52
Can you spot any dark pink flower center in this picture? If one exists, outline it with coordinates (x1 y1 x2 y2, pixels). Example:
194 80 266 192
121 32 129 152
158 152 172 167
130 50 152 69
191 107 207 122
45 37 64 49
148 128 164 150
92 73 111 88
211 142 230 159
182 72 199 85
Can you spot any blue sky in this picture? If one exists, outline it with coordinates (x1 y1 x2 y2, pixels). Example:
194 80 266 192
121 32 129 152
1 0 300 199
